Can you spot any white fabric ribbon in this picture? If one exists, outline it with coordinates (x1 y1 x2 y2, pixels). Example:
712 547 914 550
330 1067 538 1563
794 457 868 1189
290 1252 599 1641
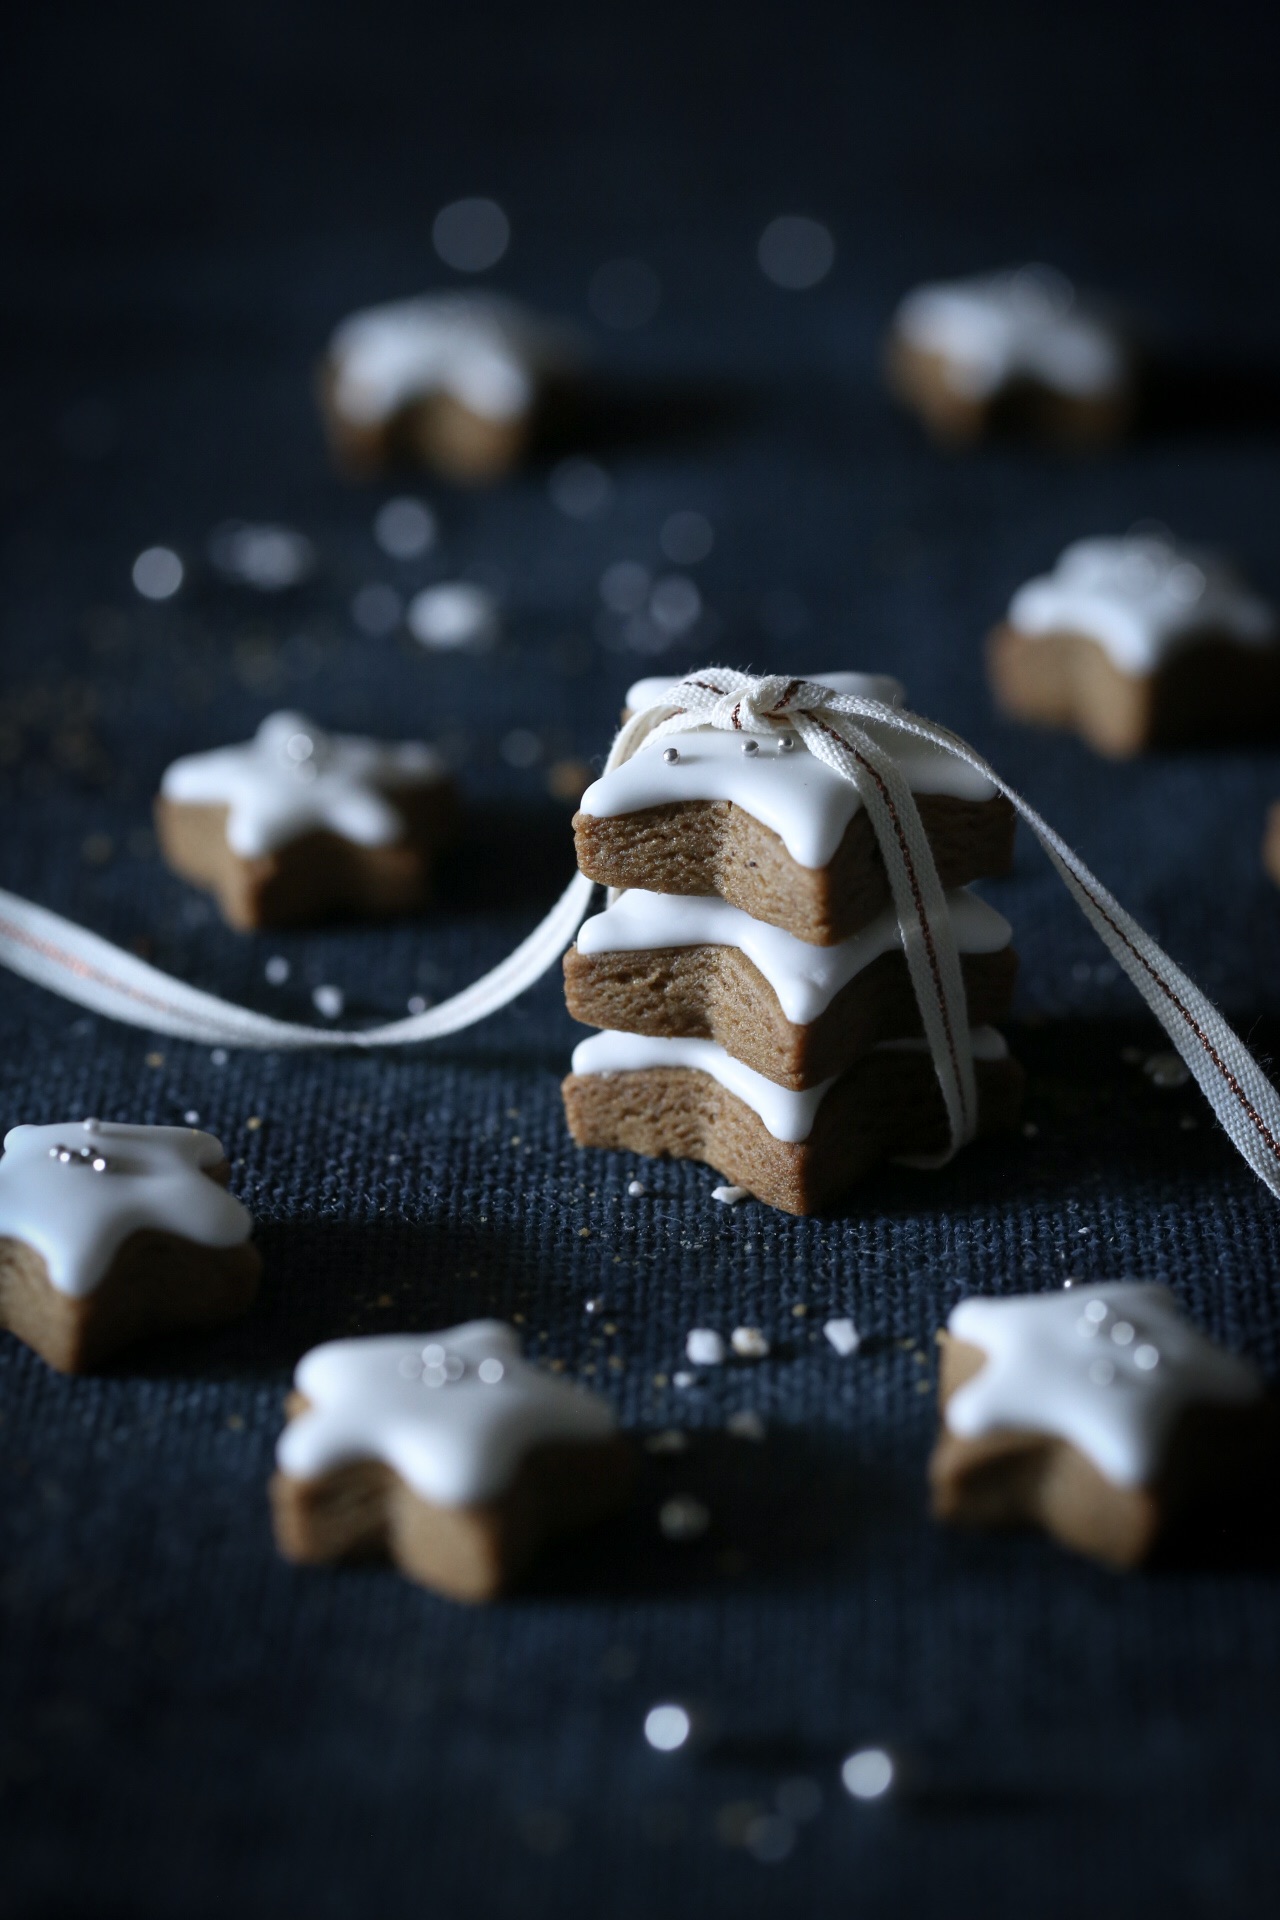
2 668 1279 1202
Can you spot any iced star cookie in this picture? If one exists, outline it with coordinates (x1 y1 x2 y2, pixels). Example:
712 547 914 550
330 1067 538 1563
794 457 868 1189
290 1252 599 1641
987 535 1280 756
930 1284 1269 1568
156 711 454 930
562 1027 1023 1215
886 265 1134 446
565 886 1016 1090
319 291 580 480
271 1322 634 1601
574 673 1015 946
0 1121 260 1372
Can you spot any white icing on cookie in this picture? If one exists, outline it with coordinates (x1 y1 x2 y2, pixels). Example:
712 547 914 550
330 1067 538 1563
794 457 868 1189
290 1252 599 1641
570 1027 1007 1142
582 673 996 871
1007 536 1276 676
328 293 576 427
945 1283 1261 1489
161 712 446 859
0 1120 252 1298
576 886 1011 1025
276 1320 617 1506
894 266 1128 400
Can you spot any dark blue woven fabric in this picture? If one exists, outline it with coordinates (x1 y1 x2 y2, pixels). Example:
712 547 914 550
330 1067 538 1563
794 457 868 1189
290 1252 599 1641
3 4 1280 1913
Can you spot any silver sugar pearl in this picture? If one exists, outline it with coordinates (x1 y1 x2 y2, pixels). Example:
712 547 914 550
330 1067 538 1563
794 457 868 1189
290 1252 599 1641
777 733 796 752
1110 1320 1135 1347
662 747 680 764
1083 1299 1109 1324
477 1357 505 1385
741 738 759 756
1134 1344 1160 1371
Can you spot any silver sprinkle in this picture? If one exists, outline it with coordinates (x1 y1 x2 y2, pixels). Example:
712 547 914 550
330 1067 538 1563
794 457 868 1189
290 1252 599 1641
584 1297 605 1315
777 733 796 752
91 1156 108 1173
1110 1320 1135 1347
1083 1299 1109 1324
422 1343 447 1364
477 1357 505 1385
83 1118 100 1133
741 739 759 756
662 746 680 764
1134 1344 1160 1371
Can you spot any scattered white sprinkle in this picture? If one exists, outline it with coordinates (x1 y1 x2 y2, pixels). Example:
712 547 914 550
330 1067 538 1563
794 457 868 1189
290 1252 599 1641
686 1328 726 1366
589 257 661 329
210 1049 228 1067
726 1410 766 1441
207 522 314 590
712 1184 749 1206
731 1327 770 1360
660 511 714 565
351 582 403 635
599 560 652 613
374 496 437 560
549 457 613 519
758 215 835 290
407 581 498 650
1145 1051 1190 1089
264 955 290 986
407 994 430 1015
841 1748 894 1801
649 573 701 637
823 1318 861 1357
132 547 184 600
500 727 542 768
312 984 345 1019
432 196 510 273
627 1179 647 1197
183 1110 200 1125
644 1429 689 1455
644 1704 692 1752
584 1297 605 1316
658 1494 710 1541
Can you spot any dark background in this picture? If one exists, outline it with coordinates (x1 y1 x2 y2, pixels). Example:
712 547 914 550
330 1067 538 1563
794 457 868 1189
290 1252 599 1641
3 3 1280 1913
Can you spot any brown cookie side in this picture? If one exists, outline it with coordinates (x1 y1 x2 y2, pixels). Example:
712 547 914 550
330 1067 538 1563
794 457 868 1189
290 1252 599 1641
271 1431 635 1603
562 1051 1023 1215
316 355 533 481
573 792 1016 946
988 623 1280 756
0 1225 262 1374
154 782 455 931
563 940 1018 1090
1263 800 1280 890
886 334 1132 448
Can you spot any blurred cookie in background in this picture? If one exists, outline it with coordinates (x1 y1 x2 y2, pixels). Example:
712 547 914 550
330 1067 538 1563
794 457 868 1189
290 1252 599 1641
886 264 1136 447
987 533 1280 756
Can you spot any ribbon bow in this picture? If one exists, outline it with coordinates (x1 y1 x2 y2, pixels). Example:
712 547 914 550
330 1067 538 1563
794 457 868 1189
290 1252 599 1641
2 667 1280 1205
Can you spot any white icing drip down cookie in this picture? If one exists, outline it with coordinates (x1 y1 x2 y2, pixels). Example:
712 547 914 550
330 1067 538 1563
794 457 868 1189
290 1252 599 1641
577 887 1011 1025
945 1283 1261 1489
0 1121 252 1298
581 671 996 871
161 712 446 859
277 1321 617 1507
328 292 577 427
894 266 1127 400
570 1027 1008 1143
1007 536 1276 676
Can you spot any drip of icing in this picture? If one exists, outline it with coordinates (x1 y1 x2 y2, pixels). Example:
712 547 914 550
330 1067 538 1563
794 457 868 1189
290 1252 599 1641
161 712 446 858
576 886 1012 1022
276 1320 617 1506
894 266 1127 399
329 293 575 426
581 673 996 871
945 1283 1261 1489
0 1120 252 1298
1007 535 1276 675
570 1027 1007 1142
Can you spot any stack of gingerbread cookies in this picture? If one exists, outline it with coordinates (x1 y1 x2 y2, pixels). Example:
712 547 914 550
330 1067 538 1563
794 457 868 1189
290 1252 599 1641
562 671 1025 1214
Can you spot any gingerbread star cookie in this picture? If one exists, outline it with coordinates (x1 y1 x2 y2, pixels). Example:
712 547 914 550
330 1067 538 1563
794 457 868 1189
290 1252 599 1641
156 710 454 930
271 1321 634 1601
930 1283 1268 1567
0 1120 261 1372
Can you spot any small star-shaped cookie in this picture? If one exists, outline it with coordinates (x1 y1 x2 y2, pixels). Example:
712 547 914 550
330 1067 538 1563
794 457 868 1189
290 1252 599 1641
155 711 453 929
271 1322 634 1601
0 1119 260 1371
930 1283 1268 1567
